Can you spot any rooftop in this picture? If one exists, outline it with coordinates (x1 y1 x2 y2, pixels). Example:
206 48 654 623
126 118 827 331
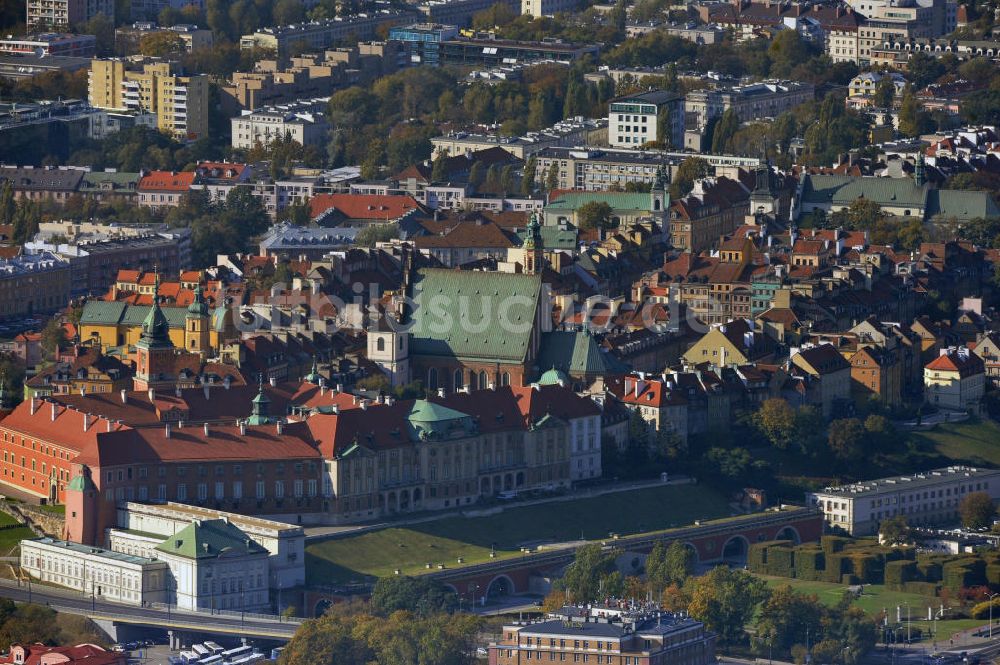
24 536 161 566
812 466 1000 498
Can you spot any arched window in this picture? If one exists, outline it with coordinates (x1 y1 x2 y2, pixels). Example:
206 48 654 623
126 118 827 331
501 372 511 387
479 371 488 389
454 369 464 390
469 372 478 391
428 368 438 390
376 337 385 352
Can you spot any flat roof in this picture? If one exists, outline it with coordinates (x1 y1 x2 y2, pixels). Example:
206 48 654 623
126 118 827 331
125 501 304 535
24 537 162 566
811 465 1000 498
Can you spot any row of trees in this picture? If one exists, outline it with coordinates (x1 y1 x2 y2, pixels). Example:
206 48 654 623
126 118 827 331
551 543 878 661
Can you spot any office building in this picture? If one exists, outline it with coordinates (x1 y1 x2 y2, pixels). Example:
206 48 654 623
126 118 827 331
431 117 607 159
490 603 716 665
807 466 1000 535
88 58 210 140
26 0 113 31
129 0 205 22
388 22 458 65
0 32 96 56
609 90 684 149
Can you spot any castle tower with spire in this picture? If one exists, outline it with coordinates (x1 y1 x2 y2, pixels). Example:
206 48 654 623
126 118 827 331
524 210 543 275
133 271 176 391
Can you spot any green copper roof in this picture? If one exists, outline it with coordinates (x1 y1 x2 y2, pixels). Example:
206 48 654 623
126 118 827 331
187 283 209 317
246 379 274 425
406 399 475 441
407 399 470 423
536 330 630 378
927 189 1000 222
515 225 577 250
538 366 570 385
409 269 541 363
154 519 266 560
545 192 653 212
81 301 190 329
802 175 928 209
67 467 96 492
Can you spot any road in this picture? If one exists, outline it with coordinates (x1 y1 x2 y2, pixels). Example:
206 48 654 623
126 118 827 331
0 578 300 641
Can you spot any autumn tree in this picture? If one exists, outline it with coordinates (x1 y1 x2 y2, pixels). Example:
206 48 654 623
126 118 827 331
689 566 769 645
960 491 996 529
754 585 825 653
557 543 621 603
754 398 797 449
879 515 909 545
522 156 538 196
872 76 897 109
711 108 741 154
668 157 710 199
576 201 613 230
827 417 866 463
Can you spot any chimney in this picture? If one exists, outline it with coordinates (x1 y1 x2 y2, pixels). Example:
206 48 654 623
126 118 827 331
437 387 446 398
30 397 38 415
276 421 283 435
203 423 209 436
203 384 210 400
224 376 232 390
50 402 57 422
107 419 113 432
320 385 326 395
360 400 368 410
120 389 127 404
165 423 171 438
83 412 91 432
148 388 154 402
336 383 343 393
269 376 277 387
178 420 184 429
175 385 182 398
332 404 339 414
239 421 246 435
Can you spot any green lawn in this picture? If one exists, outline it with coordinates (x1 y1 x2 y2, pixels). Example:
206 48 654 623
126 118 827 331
0 526 36 556
906 419 1000 467
35 504 65 516
755 577 990 642
307 484 731 585
0 512 19 528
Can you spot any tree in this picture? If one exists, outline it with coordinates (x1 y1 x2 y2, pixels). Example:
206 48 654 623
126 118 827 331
688 566 769 645
827 417 865 463
879 515 909 545
370 576 459 617
768 30 811 78
711 108 740 154
468 161 486 189
11 199 40 245
897 85 922 138
961 89 1000 126
576 201 613 230
139 31 185 57
0 181 14 226
522 157 537 196
669 157 710 199
545 162 560 192
431 150 449 182
355 223 399 247
754 398 797 449
754 585 825 653
557 543 620 603
960 491 996 529
40 318 66 362
872 76 896 109
273 0 305 24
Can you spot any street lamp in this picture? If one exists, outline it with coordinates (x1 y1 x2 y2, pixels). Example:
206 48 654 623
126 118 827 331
988 593 999 639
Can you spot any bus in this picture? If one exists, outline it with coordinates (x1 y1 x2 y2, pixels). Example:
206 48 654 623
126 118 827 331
192 645 210 658
221 645 253 661
204 642 224 655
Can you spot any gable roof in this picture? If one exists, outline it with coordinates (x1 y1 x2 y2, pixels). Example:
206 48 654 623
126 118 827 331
309 193 423 221
546 191 653 212
927 188 1000 221
408 268 541 363
138 170 197 192
535 330 629 378
802 174 928 209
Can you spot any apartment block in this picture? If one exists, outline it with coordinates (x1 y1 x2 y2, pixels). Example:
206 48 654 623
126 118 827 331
231 98 330 150
88 58 209 140
521 0 582 17
240 10 418 57
114 23 214 54
807 466 1000 535
418 0 518 26
684 80 815 152
0 32 96 56
26 0 113 31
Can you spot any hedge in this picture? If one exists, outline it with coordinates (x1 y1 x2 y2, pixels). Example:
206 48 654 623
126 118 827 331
885 560 918 589
902 581 940 596
796 548 825 582
821 536 850 554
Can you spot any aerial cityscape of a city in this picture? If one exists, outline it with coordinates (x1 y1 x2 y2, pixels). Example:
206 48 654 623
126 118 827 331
2 0 1000 661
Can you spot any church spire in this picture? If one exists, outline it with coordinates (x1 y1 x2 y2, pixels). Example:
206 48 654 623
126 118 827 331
137 267 172 350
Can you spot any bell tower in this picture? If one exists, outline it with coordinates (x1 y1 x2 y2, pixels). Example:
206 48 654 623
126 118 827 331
524 210 543 275
185 282 210 355
367 310 410 387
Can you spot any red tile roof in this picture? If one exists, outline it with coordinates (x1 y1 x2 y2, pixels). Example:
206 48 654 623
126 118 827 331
309 194 422 221
926 349 985 376
138 171 197 192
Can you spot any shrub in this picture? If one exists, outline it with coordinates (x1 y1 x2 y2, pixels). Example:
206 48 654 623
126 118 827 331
796 547 825 582
885 560 918 589
821 536 850 554
902 581 940 596
970 597 1000 619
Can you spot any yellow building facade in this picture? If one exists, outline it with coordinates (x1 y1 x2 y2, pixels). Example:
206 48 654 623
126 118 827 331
89 59 209 140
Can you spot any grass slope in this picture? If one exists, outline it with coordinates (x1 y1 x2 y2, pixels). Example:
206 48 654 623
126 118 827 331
906 420 1000 468
0 526 36 556
307 484 730 585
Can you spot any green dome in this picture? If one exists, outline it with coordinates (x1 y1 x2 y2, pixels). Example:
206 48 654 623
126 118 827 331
538 366 569 386
187 283 209 317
